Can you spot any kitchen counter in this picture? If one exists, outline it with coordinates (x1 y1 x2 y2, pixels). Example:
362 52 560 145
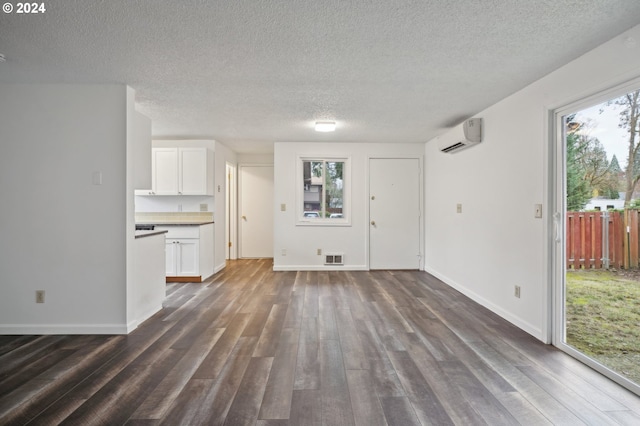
135 229 168 239
136 221 214 226
131 229 166 331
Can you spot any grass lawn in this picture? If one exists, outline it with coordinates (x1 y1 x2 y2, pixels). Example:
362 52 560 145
566 269 640 384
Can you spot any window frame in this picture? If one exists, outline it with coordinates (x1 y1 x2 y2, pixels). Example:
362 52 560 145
296 155 351 226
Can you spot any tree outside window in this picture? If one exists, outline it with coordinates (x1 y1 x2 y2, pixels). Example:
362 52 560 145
302 159 345 220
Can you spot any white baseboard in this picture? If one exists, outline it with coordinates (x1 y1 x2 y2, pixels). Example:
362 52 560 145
126 305 163 333
0 323 130 335
273 264 369 271
423 266 544 341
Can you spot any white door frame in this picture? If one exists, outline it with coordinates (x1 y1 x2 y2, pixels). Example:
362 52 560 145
367 156 424 270
225 162 237 260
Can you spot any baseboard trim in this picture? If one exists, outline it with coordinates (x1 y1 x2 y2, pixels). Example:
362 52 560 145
126 305 163 333
0 323 129 335
273 265 369 271
423 266 544 341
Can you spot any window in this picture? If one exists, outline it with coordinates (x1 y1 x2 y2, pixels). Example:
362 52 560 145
298 157 350 225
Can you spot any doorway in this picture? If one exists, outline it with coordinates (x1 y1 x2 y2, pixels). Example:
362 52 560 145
369 158 421 269
553 83 640 395
239 164 274 258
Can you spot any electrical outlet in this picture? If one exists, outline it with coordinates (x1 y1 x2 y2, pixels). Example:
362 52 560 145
317 248 322 255
456 203 462 214
514 285 521 298
281 249 286 256
534 204 543 218
36 290 45 303
200 204 208 212
92 171 103 185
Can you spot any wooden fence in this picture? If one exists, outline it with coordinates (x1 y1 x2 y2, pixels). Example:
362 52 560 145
566 210 640 269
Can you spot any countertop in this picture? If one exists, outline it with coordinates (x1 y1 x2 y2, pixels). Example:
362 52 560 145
136 221 214 226
134 230 168 239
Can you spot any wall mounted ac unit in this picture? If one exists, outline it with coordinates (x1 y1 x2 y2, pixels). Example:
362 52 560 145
438 118 483 153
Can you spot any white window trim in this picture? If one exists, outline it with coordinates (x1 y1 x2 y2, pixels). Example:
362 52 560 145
296 155 351 227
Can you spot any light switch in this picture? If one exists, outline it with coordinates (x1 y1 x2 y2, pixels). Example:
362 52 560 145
456 203 462 214
281 203 286 212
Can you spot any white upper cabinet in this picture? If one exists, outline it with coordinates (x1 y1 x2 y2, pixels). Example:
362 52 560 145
179 148 208 195
152 148 179 195
150 147 213 195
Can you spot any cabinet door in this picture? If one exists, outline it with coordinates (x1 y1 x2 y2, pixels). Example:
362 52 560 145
179 148 208 195
152 148 179 195
165 240 177 276
177 239 199 276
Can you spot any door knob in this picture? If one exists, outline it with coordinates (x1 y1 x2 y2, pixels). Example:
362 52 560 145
371 220 376 226
242 215 247 220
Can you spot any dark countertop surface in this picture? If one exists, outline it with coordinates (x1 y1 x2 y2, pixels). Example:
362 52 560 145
134 230 169 239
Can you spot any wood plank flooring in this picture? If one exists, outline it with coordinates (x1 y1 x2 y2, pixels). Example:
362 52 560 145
1 259 640 425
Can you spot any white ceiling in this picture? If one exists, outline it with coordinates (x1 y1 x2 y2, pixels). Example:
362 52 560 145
2 1 640 153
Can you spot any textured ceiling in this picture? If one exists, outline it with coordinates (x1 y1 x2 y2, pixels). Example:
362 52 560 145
2 1 640 153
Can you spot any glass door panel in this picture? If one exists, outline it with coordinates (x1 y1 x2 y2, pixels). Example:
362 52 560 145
556 87 640 395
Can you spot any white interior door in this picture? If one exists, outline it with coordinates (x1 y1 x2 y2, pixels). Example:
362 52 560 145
239 165 274 258
369 158 421 269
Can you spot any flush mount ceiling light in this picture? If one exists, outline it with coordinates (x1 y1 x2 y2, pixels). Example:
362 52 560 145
315 121 336 132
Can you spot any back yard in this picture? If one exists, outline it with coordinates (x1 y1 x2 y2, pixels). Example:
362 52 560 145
566 270 640 384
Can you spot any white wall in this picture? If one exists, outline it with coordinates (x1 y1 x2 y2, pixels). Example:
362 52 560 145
133 111 152 190
424 25 640 342
238 153 274 165
135 195 214 213
274 142 423 270
0 84 131 333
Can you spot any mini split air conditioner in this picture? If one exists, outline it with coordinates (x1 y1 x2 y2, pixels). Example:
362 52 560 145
438 118 483 153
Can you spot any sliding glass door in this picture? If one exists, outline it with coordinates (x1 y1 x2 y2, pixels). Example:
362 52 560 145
553 83 640 396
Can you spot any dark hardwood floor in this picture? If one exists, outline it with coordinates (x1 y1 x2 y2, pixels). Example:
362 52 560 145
1 259 640 425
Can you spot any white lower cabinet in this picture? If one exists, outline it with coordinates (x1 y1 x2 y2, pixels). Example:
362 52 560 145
165 239 199 276
156 224 214 282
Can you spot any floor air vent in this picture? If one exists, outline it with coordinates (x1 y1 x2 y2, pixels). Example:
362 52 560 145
325 254 344 265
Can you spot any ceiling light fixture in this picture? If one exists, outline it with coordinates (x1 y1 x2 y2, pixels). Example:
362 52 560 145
0 54 5 62
315 121 336 132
